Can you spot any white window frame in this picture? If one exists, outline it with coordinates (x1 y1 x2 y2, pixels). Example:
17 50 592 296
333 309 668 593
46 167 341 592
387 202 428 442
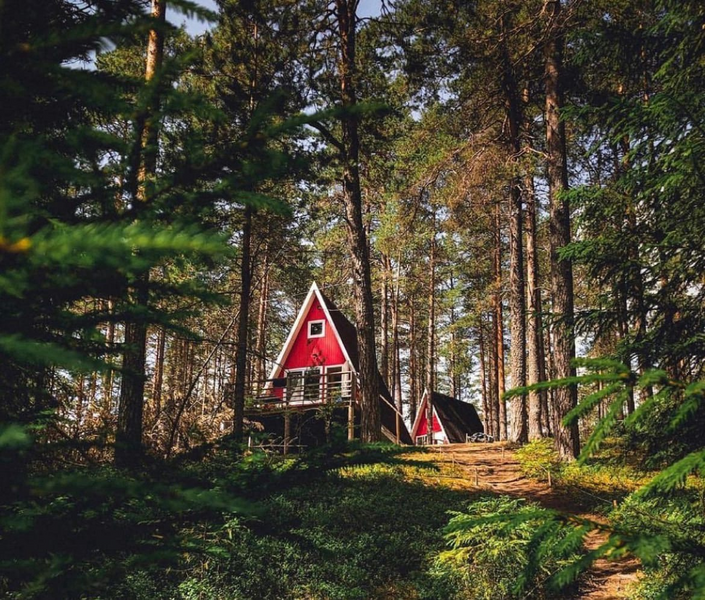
308 319 325 338
324 364 351 400
286 367 322 403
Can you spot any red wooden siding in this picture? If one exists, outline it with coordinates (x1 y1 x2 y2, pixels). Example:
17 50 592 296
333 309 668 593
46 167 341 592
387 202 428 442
415 411 442 437
276 299 346 376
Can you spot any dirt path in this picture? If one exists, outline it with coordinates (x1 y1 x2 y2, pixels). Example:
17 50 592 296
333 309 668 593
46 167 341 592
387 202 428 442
422 443 641 599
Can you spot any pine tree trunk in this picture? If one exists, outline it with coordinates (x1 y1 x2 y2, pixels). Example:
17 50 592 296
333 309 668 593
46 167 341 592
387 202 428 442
508 183 527 441
545 0 579 459
254 244 270 394
494 201 507 440
380 255 390 384
542 325 553 436
448 272 459 399
152 326 166 423
426 230 436 444
525 172 546 439
116 0 166 467
336 0 380 442
489 313 500 439
233 205 253 444
102 299 116 419
500 15 528 444
391 263 402 410
478 322 490 436
408 298 418 426
117 286 149 465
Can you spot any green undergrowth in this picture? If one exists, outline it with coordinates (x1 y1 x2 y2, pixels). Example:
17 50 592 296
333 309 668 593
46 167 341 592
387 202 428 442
610 492 705 599
0 437 468 599
437 496 583 599
516 438 650 512
515 437 705 598
0 434 595 600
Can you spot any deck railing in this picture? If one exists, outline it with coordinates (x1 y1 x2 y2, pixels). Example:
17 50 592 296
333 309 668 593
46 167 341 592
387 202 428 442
249 370 356 412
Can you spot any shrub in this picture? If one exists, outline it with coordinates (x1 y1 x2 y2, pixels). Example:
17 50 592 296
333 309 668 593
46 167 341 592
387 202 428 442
515 439 562 482
610 493 705 599
436 496 584 599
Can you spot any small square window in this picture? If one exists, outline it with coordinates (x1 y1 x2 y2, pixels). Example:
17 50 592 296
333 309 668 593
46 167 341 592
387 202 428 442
308 320 325 338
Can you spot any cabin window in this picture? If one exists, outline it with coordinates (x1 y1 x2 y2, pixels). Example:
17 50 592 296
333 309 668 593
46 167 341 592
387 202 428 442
308 320 325 338
287 368 321 402
325 365 350 400
303 368 321 400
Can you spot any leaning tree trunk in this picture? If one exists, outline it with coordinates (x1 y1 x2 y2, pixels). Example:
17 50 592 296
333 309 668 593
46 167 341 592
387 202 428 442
545 0 579 459
116 0 166 468
336 0 381 441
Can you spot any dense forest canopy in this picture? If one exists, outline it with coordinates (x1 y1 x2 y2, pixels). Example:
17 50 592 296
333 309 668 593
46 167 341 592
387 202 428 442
1 0 705 597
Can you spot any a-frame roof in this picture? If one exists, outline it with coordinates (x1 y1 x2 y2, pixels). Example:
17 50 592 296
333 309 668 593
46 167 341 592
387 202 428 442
411 391 484 443
317 287 360 370
267 282 354 380
267 283 412 444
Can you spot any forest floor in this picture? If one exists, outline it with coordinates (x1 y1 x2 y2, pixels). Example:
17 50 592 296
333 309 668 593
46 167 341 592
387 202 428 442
416 443 642 600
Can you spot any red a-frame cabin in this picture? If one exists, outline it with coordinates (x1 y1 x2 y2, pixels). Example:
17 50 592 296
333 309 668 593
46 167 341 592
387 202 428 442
252 282 412 445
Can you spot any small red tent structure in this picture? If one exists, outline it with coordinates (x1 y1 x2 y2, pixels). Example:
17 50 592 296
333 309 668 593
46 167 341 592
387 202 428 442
410 390 483 445
254 282 412 445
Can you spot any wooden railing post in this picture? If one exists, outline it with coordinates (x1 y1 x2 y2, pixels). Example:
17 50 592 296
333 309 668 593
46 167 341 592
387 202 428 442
284 379 291 455
348 379 356 441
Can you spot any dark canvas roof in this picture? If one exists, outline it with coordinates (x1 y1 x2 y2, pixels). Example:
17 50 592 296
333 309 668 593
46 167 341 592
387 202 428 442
318 288 360 369
431 392 484 443
318 287 412 445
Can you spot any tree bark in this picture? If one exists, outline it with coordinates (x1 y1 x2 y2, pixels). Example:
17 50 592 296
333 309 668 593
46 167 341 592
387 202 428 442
335 0 381 441
408 297 418 426
489 312 500 439
233 205 253 444
426 228 436 443
544 0 579 459
254 241 270 394
525 171 547 439
478 321 490 436
102 299 116 420
380 255 390 384
152 325 166 423
508 175 528 445
116 0 166 467
494 201 507 440
391 261 402 410
500 14 528 444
